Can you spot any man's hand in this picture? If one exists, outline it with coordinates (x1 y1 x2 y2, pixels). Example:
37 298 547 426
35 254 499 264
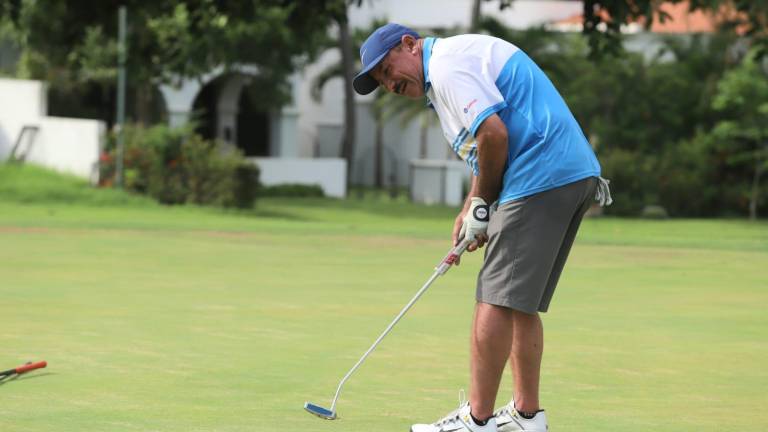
456 197 490 254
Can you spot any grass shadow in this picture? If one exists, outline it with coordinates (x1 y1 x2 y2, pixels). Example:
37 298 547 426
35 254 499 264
0 372 55 387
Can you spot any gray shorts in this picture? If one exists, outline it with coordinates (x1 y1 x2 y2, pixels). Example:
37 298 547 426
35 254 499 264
476 177 598 314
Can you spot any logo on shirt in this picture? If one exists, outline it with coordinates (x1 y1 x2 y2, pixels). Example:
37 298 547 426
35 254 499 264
463 99 478 114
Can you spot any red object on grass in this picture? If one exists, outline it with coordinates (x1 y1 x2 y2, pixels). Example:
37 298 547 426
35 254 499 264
15 361 47 374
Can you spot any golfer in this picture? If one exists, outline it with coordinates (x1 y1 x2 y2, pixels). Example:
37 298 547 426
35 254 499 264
353 24 611 432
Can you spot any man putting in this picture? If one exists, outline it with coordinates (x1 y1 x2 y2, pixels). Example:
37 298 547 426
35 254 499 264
353 24 611 432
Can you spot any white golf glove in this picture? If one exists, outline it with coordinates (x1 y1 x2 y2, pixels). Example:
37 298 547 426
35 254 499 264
459 197 490 243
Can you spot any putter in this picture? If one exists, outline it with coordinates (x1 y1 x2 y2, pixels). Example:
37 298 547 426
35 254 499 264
304 239 472 420
0 360 47 382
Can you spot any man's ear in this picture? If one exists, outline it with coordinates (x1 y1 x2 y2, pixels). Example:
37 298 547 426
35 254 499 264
402 34 418 54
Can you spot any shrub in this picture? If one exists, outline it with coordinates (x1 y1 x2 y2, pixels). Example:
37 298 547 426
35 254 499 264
228 163 260 209
101 124 259 207
599 149 658 216
641 205 669 219
259 184 325 198
656 132 720 217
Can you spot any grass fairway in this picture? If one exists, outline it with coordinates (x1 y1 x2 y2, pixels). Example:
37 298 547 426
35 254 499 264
1 166 767 431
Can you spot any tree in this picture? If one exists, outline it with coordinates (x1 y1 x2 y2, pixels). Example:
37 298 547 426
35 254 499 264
311 18 375 188
0 0 20 23
13 1 338 124
333 1 357 192
581 0 768 58
710 49 768 219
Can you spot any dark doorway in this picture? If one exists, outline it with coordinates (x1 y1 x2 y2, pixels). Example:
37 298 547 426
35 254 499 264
191 80 217 141
236 90 270 156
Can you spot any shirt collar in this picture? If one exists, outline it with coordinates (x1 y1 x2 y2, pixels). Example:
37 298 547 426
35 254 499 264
422 37 437 108
422 37 436 92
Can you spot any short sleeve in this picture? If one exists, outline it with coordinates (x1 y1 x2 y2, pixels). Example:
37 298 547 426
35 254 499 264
430 55 507 137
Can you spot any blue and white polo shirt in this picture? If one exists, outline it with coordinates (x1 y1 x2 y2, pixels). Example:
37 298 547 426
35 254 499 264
423 35 601 204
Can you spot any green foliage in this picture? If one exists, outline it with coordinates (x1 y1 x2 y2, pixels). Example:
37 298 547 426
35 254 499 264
18 1 334 85
230 163 261 209
712 50 768 139
581 0 768 59
598 149 658 216
0 0 20 23
656 131 721 217
709 49 768 218
259 183 325 198
11 1 340 124
100 124 259 207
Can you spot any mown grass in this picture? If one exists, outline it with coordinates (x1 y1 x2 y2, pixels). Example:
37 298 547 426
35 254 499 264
1 164 766 431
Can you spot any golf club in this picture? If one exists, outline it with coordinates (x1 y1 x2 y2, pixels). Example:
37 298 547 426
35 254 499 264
0 361 47 382
304 239 472 420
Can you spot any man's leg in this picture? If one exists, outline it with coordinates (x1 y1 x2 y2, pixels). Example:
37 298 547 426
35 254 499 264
510 311 543 412
469 302 515 420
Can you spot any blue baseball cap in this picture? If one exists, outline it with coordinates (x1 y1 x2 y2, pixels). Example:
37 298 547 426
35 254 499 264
353 23 420 95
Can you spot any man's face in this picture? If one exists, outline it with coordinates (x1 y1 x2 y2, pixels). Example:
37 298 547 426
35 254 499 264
370 36 424 99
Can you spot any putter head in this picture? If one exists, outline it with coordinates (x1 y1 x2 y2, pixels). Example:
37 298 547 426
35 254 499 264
304 402 337 420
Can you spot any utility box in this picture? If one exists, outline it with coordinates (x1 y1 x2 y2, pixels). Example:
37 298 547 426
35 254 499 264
409 159 468 206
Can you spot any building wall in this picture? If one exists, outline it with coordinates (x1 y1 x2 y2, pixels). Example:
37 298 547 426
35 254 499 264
0 78 105 181
250 157 346 198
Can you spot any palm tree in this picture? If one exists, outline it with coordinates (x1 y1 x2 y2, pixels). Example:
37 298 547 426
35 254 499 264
375 91 440 160
336 8 356 191
311 20 390 187
312 22 466 188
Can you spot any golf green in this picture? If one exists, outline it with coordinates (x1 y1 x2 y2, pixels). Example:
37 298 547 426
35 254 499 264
1 198 766 431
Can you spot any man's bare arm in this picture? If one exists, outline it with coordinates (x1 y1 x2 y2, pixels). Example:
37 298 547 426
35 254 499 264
463 176 479 211
452 115 508 253
474 114 508 204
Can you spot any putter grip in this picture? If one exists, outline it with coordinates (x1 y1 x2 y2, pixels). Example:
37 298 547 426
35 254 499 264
435 239 471 275
15 361 47 374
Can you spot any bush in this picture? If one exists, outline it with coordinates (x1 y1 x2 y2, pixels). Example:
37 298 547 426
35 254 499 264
100 124 259 207
641 205 669 219
656 132 720 217
229 163 260 209
259 184 325 198
599 149 658 216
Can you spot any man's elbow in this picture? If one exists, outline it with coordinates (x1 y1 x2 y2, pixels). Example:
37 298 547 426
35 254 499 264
476 115 508 148
477 129 507 146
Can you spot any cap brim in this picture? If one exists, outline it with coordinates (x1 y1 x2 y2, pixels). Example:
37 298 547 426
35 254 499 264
353 73 379 95
353 51 388 95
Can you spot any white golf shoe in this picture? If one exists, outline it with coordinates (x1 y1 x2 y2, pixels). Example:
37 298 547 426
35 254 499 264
411 400 497 432
493 401 548 431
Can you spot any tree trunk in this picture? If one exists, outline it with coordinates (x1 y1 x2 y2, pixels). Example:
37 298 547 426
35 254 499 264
749 145 765 220
337 12 356 192
134 82 153 126
470 0 482 32
374 111 383 189
419 114 428 158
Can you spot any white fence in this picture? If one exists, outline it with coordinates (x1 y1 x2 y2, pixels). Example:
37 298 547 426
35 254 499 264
409 159 469 206
0 78 105 181
249 157 347 198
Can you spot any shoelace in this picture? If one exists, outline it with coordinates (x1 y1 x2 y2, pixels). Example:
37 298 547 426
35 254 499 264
434 389 469 428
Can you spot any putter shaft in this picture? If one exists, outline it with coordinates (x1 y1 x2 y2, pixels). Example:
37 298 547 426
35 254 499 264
322 239 471 416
